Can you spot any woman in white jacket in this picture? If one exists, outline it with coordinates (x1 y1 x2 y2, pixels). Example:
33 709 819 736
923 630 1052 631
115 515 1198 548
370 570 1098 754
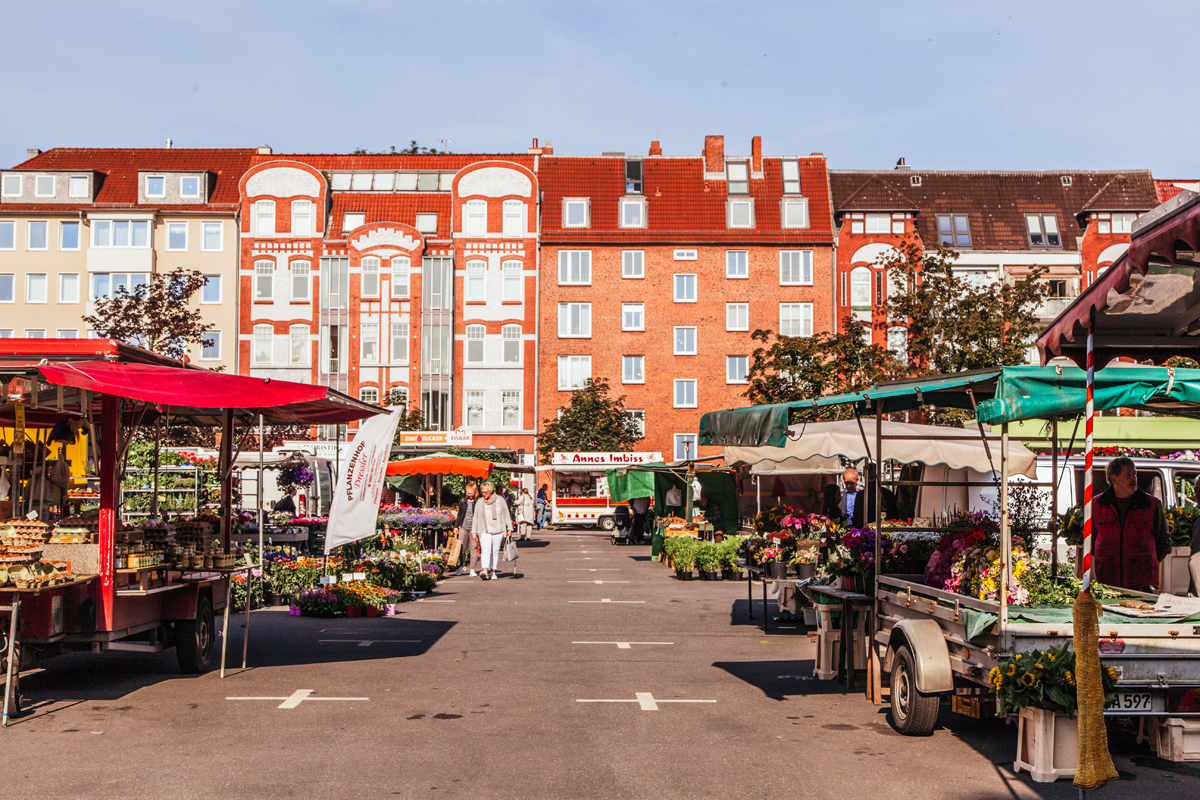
471 481 512 580
516 488 536 541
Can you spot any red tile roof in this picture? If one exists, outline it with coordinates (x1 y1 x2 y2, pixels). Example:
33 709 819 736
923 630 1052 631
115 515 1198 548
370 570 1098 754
10 148 259 210
327 194 452 240
831 170 1158 252
538 156 834 243
271 154 537 171
1155 179 1200 204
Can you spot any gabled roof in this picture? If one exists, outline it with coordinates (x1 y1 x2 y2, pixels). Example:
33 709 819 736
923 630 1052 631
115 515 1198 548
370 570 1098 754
9 148 259 211
327 194 452 241
830 169 1158 252
837 175 919 212
538 155 834 243
1156 179 1200 204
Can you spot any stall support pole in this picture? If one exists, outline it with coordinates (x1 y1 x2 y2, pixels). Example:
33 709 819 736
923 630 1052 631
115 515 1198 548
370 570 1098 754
1082 308 1096 591
219 573 234 679
999 423 1010 630
98 396 119 631
755 475 760 516
2 598 20 727
218 408 234 553
1051 418 1059 575
244 414 264 671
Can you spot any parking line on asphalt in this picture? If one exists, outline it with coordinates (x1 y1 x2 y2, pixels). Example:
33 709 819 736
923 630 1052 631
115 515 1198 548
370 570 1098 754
568 599 645 604
568 580 630 584
227 690 369 709
577 692 714 711
566 568 621 571
318 640 420 647
572 642 673 649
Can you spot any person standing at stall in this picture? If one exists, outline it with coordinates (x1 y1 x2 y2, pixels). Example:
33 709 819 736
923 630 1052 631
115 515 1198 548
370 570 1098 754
274 487 298 519
1093 457 1170 591
629 495 651 543
454 482 480 577
536 484 549 529
473 481 512 580
516 487 536 541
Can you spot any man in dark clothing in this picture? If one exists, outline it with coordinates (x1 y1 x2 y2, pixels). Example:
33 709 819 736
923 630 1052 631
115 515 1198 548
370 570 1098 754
1093 457 1170 591
274 487 298 518
842 464 898 529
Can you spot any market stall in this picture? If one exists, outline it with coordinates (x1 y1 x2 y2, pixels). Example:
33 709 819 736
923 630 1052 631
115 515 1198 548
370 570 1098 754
0 340 379 722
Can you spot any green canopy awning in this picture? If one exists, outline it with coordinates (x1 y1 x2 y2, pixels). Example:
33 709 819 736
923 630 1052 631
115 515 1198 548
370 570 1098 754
605 463 740 532
976 365 1200 424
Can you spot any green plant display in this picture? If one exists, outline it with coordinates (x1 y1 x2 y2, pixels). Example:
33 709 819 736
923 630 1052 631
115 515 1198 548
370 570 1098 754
991 644 1117 717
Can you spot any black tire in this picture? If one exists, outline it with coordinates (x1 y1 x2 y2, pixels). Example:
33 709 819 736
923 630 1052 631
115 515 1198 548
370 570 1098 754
598 516 616 531
890 645 939 736
176 596 215 674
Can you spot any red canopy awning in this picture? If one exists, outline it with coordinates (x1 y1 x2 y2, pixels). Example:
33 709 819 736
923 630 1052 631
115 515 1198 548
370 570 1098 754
33 361 380 425
385 455 494 478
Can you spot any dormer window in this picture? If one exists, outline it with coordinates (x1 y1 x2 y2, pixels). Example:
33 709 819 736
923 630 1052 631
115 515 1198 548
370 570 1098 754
35 175 55 197
781 160 801 194
727 199 754 228
619 197 646 228
415 213 438 234
727 161 749 194
625 160 643 194
69 176 89 198
563 198 590 228
342 211 365 232
145 176 165 197
1025 214 1061 248
180 176 200 197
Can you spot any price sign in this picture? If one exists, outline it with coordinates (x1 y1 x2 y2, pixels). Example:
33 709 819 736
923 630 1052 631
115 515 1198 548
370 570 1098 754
13 401 25 454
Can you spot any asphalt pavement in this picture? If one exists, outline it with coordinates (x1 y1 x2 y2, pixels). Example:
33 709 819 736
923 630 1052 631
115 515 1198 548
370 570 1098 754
4 528 1197 799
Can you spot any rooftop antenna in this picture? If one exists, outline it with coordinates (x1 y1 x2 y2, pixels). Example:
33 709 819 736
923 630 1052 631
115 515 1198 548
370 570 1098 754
439 138 455 153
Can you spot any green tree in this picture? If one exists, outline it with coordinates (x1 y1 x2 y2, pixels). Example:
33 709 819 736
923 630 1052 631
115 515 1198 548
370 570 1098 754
537 378 641 464
83 268 213 360
385 389 426 443
883 241 1050 375
743 316 897 417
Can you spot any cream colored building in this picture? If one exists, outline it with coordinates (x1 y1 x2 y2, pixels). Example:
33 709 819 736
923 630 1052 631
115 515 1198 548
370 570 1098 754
0 148 258 371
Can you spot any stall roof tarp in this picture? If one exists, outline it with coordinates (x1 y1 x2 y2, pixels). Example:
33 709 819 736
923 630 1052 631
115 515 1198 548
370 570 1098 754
33 361 380 425
385 453 494 478
724 419 1038 479
606 462 740 531
1037 190 1200 368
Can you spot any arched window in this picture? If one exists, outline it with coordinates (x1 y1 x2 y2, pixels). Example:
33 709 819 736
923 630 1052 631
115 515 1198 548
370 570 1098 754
465 200 487 235
361 257 380 298
466 324 485 363
254 200 275 235
502 260 521 301
391 257 410 299
253 324 273 364
502 200 523 235
254 260 274 300
291 200 313 235
850 266 871 308
502 324 521 363
465 260 486 302
290 324 310 364
290 261 310 302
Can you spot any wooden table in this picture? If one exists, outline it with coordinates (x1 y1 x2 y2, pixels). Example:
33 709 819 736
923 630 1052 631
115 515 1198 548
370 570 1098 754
807 585 872 689
744 564 804 633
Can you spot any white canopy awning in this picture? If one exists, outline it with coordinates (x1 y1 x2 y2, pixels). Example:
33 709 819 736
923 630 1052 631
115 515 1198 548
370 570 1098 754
724 419 1037 479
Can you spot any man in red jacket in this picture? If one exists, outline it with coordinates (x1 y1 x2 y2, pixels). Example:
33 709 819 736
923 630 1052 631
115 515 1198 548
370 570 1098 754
1092 457 1171 591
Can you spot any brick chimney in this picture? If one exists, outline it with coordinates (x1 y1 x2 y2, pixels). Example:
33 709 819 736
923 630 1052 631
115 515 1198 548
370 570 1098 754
543 140 553 155
26 148 41 160
703 135 724 173
751 136 762 173
649 140 662 157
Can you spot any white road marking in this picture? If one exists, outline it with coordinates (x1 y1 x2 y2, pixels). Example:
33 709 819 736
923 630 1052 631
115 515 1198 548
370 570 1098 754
568 580 630 584
566 569 621 572
318 640 420 647
227 689 369 709
417 599 456 603
572 642 674 649
576 692 714 711
568 599 645 604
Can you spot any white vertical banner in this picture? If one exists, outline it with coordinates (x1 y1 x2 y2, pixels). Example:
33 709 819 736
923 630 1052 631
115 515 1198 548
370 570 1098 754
325 410 403 554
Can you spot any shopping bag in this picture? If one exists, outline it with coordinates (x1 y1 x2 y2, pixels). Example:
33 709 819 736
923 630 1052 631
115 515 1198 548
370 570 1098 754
446 535 463 565
502 536 520 562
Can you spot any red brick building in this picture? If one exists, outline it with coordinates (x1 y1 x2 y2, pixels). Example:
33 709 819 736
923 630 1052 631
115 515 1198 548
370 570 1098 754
829 168 1160 352
538 135 836 461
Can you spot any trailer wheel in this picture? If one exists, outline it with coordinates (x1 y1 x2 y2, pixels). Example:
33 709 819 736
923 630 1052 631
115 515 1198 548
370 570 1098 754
890 645 939 736
176 596 214 674
598 516 615 531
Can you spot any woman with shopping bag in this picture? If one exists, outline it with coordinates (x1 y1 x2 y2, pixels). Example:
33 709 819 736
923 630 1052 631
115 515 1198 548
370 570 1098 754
472 481 512 581
516 487 536 541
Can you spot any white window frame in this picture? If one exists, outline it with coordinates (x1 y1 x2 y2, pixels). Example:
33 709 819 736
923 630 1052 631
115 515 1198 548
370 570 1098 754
727 199 754 229
502 260 522 301
360 387 379 405
180 176 200 198
59 221 81 251
165 221 188 251
674 273 697 303
674 326 697 355
780 250 813 286
673 249 697 261
622 355 645 384
414 213 438 234
361 257 380 299
391 257 410 299
1112 213 1138 234
201 274 221 304
290 324 310 365
674 433 698 461
501 390 521 429
726 251 748 279
557 355 592 390
91 219 150 249
465 260 487 302
0 274 11 304
726 302 749 332
673 379 697 408
24 329 46 339
391 322 410 364
360 322 379 363
465 390 485 428
626 409 645 439
864 214 890 234
25 273 47 304
780 302 813 337
502 200 524 236
26 221 48 251
254 260 274 301
726 355 749 384
201 221 223 251
558 302 592 338
502 324 521 364
558 250 592 285
342 211 365 232
781 198 809 229
56 329 78 338
622 302 645 332
253 325 273 365
34 175 56 198
619 197 647 228
622 250 644 279
2 175 22 197
464 200 487 235
0 221 14 250
144 175 165 198
563 198 590 228
465 324 486 364
290 261 310 302
254 200 276 235
726 161 749 194
781 159 802 194
292 199 314 236
58 273 79 304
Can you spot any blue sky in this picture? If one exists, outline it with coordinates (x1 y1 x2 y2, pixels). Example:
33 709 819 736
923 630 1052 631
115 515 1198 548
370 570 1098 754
3 1 1197 175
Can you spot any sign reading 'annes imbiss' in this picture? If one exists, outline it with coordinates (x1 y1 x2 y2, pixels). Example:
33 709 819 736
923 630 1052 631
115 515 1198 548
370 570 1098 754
552 452 663 466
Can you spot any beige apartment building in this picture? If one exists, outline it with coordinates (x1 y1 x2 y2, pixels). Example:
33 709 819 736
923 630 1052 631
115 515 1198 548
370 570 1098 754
0 148 258 371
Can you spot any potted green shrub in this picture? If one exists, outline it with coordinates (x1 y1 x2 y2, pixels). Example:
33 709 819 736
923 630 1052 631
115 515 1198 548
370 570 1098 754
672 539 697 581
695 542 722 581
719 537 743 580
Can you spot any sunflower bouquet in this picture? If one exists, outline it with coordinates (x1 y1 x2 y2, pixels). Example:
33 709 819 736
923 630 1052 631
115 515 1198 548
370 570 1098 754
990 644 1118 717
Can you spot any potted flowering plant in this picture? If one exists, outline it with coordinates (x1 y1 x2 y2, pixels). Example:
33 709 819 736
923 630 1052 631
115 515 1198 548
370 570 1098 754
757 545 788 580
790 546 818 580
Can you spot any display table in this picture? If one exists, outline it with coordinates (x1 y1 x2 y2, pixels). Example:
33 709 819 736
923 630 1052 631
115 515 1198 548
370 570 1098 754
744 564 806 633
807 585 872 689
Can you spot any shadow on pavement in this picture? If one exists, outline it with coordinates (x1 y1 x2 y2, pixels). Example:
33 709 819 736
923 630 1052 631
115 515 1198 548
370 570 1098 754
713 659 838 701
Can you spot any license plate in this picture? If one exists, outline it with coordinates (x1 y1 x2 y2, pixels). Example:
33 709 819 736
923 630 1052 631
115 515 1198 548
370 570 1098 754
1107 691 1153 712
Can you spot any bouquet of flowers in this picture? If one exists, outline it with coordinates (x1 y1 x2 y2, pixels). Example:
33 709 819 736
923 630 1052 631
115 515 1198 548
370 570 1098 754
843 527 888 572
924 527 994 591
991 644 1117 716
755 545 785 564
791 547 818 565
276 464 315 491
947 538 1031 605
777 512 834 541
755 505 802 535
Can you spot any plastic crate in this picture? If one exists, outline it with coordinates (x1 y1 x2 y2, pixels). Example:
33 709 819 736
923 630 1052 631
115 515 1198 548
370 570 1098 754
1014 706 1077 783
1150 717 1200 762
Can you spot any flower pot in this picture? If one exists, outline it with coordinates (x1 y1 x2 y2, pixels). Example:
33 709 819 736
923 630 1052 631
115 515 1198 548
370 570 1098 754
766 562 788 580
365 606 380 617
699 570 721 581
289 606 301 616
795 563 816 580
675 568 694 581
842 574 856 592
1014 706 1077 783
724 568 742 582
345 606 362 618
383 604 397 616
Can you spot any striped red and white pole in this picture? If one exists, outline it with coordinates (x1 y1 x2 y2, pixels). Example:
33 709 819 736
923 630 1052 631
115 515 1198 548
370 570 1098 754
1082 306 1096 591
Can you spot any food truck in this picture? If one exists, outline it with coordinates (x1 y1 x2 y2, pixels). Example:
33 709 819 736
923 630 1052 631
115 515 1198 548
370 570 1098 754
0 339 378 721
548 452 661 529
